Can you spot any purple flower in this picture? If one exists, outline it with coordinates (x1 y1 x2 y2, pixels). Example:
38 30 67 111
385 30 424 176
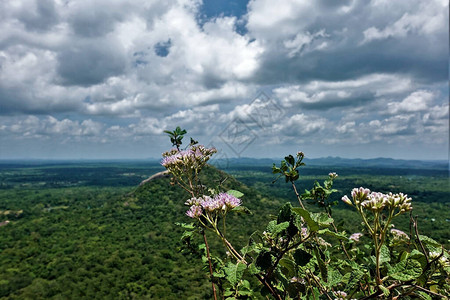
341 195 352 206
200 196 221 212
349 232 363 242
334 291 347 300
350 187 371 203
215 193 241 209
300 227 308 238
361 192 388 211
186 205 203 218
390 229 409 240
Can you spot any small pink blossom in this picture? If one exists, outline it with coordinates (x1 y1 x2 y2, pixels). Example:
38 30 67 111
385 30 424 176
349 232 363 242
186 205 203 218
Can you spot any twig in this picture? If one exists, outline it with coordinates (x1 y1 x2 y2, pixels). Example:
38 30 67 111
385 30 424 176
409 284 447 298
412 215 429 263
291 182 306 209
203 231 217 300
307 270 333 300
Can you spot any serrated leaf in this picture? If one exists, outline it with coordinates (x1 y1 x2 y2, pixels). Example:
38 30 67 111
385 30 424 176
418 235 440 247
326 268 343 287
224 262 246 286
279 258 296 277
388 259 422 281
415 290 432 300
318 229 348 240
380 244 391 264
378 285 390 297
343 269 364 293
267 221 289 236
277 203 292 223
292 207 319 232
311 212 334 227
227 189 244 198
248 262 260 275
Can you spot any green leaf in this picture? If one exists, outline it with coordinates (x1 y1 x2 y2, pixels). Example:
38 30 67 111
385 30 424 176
224 262 246 286
272 165 281 173
292 207 319 232
267 221 289 236
231 206 252 215
279 258 296 277
287 282 306 298
388 259 422 281
285 155 295 166
418 235 440 247
277 203 292 223
227 190 244 198
343 269 364 293
327 268 343 287
378 285 390 297
180 230 194 240
415 290 432 300
318 229 348 240
380 244 391 264
311 212 334 227
248 262 260 275
314 248 328 281
175 222 195 229
213 271 225 278
293 249 312 267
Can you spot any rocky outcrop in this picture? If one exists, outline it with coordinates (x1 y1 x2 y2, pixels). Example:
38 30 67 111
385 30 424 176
139 170 170 186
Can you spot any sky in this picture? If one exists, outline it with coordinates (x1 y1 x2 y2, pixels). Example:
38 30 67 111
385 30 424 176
0 0 448 161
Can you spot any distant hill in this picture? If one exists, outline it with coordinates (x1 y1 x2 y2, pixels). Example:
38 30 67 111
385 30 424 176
211 156 449 171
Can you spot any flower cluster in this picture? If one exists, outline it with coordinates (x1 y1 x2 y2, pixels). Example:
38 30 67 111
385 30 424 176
429 251 449 267
185 193 242 218
341 187 412 213
390 228 409 240
328 172 338 179
334 291 347 300
161 145 217 170
349 232 363 242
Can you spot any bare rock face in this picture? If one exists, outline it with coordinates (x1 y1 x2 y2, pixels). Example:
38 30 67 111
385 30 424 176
139 170 170 186
0 220 10 227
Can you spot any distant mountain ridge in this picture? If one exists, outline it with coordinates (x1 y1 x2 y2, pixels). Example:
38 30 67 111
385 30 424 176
1 156 448 171
211 156 449 170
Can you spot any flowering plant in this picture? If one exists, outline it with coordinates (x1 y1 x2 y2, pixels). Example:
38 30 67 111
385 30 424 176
161 128 449 299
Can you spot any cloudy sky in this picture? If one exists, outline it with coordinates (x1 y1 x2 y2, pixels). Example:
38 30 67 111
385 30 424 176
0 0 448 160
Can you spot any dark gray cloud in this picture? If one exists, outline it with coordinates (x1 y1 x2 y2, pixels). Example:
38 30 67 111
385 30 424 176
68 2 128 37
56 39 127 86
249 1 448 85
16 0 59 32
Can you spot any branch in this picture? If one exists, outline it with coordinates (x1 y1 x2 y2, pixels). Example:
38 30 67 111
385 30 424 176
202 231 217 300
412 215 429 263
291 182 306 209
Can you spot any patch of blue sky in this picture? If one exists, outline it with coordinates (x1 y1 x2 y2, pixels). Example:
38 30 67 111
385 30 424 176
197 0 249 35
